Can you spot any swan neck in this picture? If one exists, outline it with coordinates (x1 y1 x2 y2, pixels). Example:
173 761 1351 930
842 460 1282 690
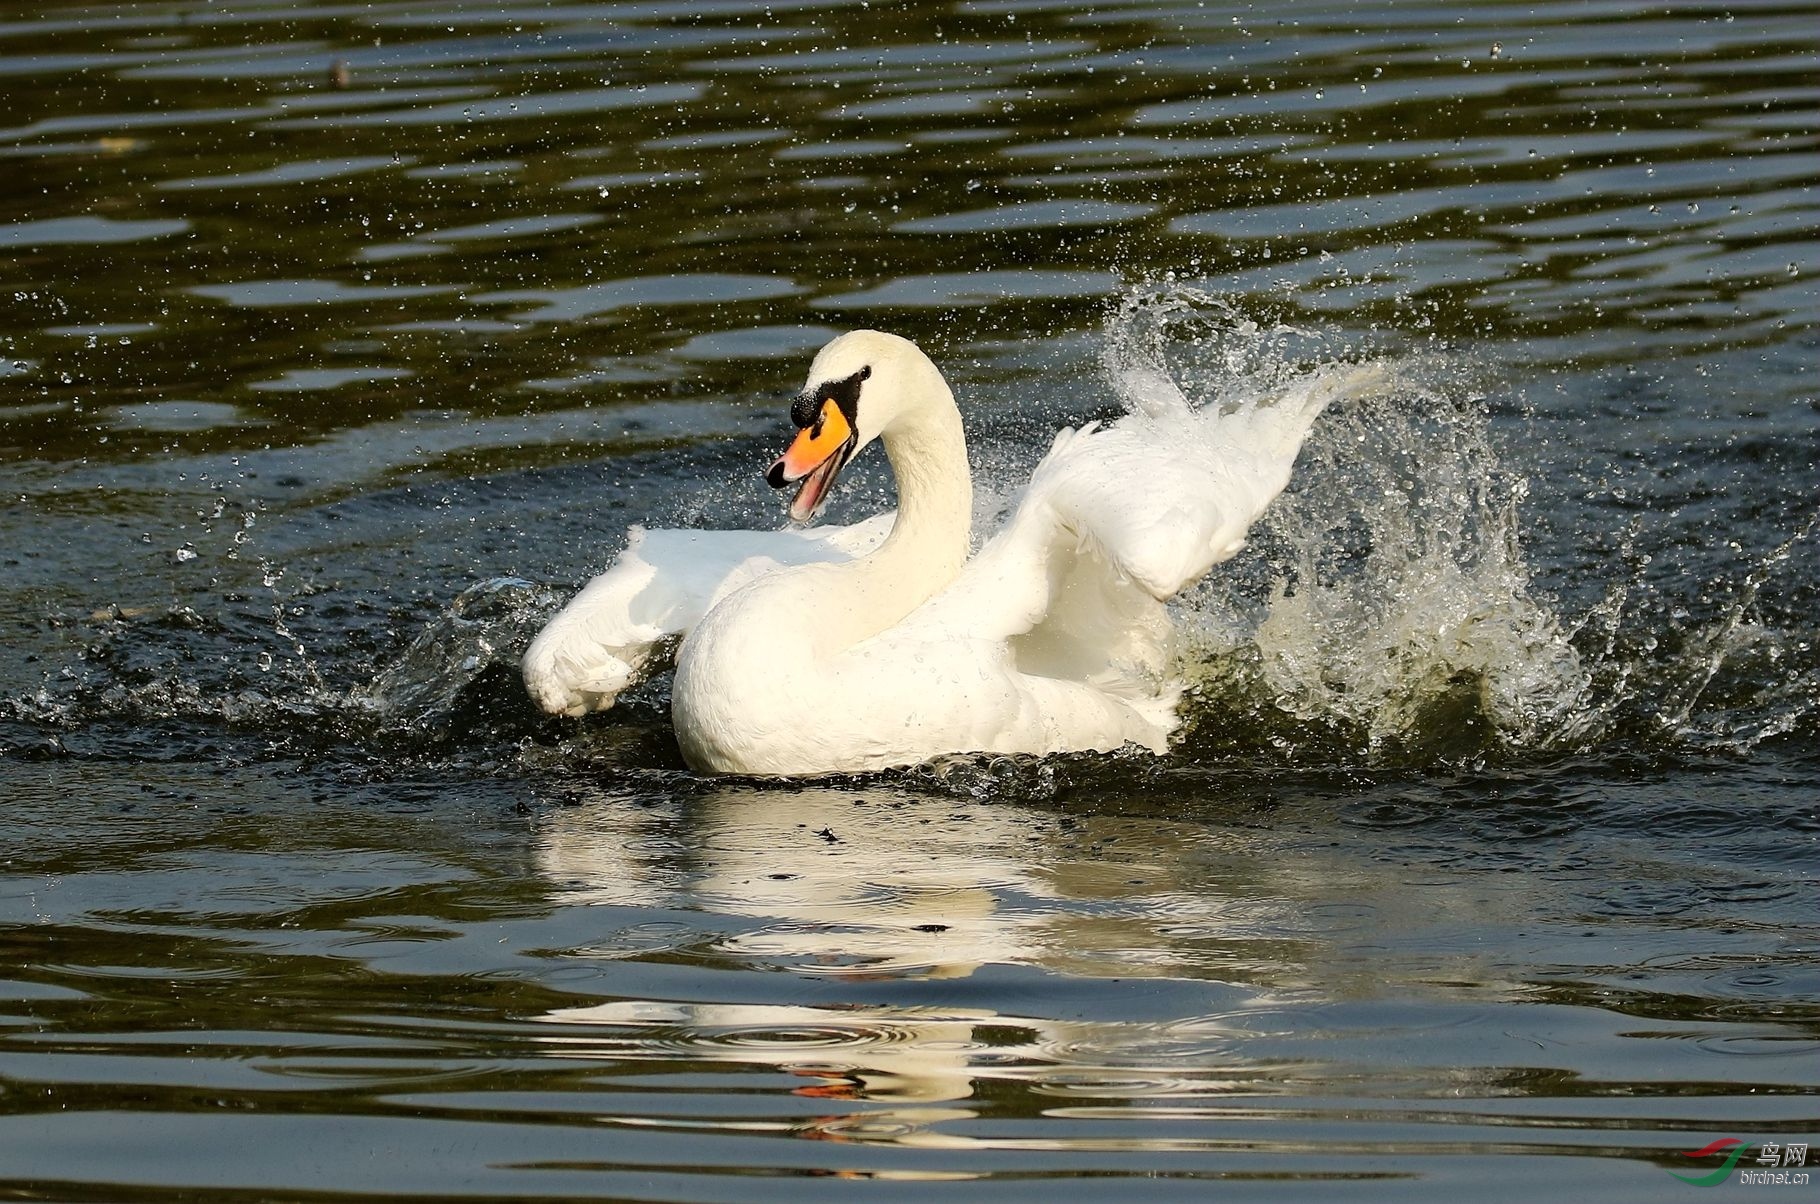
818 379 971 647
880 404 972 571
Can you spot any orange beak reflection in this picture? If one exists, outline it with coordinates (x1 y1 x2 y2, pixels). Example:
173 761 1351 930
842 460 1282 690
767 398 856 523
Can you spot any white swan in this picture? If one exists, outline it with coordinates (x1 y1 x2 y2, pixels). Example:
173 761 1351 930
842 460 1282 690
524 329 1376 775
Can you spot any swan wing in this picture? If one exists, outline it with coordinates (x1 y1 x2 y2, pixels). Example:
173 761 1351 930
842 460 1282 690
1067 363 1383 584
900 362 1387 707
524 513 892 716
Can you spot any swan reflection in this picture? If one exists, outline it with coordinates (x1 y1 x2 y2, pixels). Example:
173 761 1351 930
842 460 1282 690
527 780 1349 1140
537 783 1071 978
531 779 1358 983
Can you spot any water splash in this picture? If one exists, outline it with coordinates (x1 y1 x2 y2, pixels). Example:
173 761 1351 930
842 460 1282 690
354 576 560 731
1105 283 1816 765
1240 392 1592 759
5 570 559 761
1625 511 1820 754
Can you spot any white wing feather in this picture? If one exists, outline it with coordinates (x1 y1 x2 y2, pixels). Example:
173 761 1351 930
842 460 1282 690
910 363 1375 669
523 513 892 716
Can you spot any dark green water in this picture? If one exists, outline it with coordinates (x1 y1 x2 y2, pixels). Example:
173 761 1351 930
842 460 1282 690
2 0 1816 1198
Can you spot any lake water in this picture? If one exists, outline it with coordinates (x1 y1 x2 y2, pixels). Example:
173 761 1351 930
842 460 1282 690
1 0 1816 1198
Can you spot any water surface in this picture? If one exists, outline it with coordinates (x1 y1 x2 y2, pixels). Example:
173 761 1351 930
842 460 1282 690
1 0 1816 1198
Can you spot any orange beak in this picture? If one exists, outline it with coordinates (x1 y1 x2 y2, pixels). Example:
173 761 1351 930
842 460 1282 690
766 397 856 522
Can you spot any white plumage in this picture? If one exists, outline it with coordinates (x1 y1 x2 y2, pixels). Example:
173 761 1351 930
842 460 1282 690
523 329 1379 775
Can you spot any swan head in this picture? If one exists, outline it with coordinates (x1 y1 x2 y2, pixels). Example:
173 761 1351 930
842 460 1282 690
764 330 936 523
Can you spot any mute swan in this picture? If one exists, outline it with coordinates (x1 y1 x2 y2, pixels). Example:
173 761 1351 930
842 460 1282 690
524 329 1375 775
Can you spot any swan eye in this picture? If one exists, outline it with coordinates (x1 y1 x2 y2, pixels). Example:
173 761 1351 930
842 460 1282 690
860 365 871 381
